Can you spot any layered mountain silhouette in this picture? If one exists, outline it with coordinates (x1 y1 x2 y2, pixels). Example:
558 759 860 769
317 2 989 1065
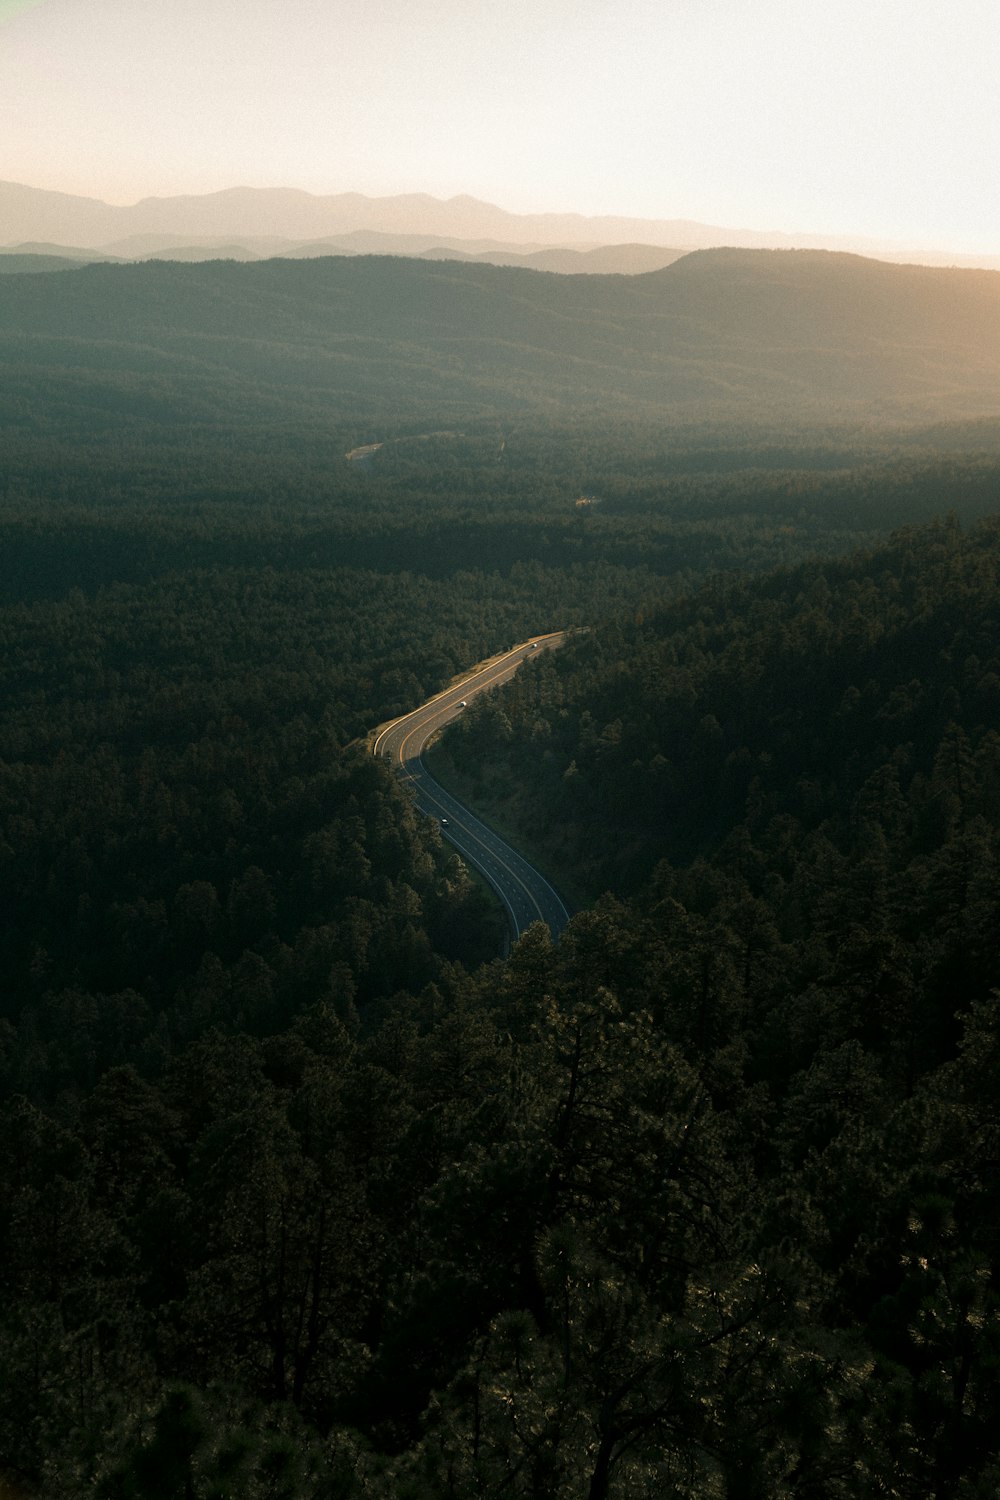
0 235 691 277
2 248 999 425
4 180 997 273
0 179 865 250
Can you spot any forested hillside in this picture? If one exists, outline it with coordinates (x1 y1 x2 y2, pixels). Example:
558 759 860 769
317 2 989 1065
3 249 1000 427
4 486 1000 1494
3 248 1000 1500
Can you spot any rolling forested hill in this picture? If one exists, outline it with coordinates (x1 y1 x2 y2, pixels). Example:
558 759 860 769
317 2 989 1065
2 249 1000 429
4 500 1000 1495
4 229 1000 1494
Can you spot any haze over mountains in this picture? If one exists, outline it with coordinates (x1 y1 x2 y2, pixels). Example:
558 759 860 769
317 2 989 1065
0 233 692 279
3 180 999 275
3 248 1000 430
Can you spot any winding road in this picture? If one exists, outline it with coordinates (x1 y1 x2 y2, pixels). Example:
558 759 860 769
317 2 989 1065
372 634 571 942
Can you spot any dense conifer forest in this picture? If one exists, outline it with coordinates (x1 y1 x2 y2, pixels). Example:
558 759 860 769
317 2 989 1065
2 266 1000 1495
4 251 1000 426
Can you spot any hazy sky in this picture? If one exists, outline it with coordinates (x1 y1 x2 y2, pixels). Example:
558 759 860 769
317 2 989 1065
1 0 997 251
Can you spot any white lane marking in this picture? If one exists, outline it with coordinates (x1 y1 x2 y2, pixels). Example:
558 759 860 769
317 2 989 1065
372 632 570 934
372 633 562 759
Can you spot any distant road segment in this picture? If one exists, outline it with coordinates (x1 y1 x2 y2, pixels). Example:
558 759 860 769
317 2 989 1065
372 634 571 942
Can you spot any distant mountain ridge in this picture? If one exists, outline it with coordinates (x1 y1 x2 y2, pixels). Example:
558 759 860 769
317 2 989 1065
0 234 691 278
2 248 999 427
3 179 998 271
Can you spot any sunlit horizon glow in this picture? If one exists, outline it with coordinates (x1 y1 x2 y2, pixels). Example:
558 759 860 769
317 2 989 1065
1 0 998 256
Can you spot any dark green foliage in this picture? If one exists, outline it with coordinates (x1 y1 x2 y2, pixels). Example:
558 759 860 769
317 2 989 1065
3 375 1000 1494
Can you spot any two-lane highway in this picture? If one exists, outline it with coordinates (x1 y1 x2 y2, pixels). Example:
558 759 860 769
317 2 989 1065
372 634 571 942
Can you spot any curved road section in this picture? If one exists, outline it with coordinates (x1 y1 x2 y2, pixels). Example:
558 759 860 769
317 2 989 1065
372 634 571 942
